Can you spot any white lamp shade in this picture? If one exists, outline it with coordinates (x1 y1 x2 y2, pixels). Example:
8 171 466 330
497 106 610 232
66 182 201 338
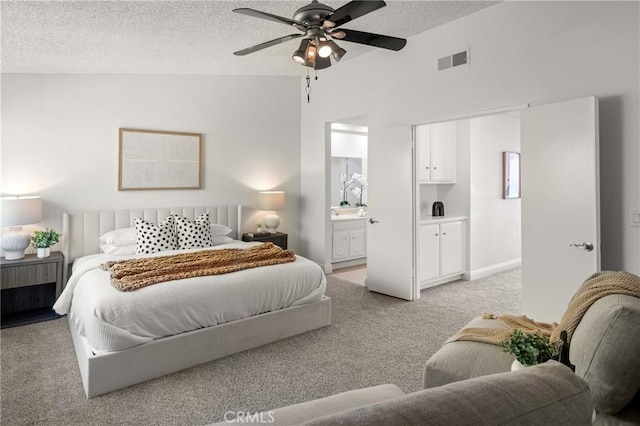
1 196 42 227
258 191 285 212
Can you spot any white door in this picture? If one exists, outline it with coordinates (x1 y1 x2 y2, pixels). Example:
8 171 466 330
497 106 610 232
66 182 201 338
440 221 463 276
349 229 366 258
521 96 600 322
419 224 440 282
366 125 416 300
430 121 456 182
332 231 349 261
416 125 431 182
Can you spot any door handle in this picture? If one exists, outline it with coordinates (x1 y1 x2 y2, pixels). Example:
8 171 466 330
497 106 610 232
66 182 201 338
368 218 379 224
570 242 594 252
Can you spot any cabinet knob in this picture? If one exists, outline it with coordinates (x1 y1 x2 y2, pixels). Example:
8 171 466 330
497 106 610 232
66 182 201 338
425 166 429 169
435 233 439 236
433 166 437 170
442 232 447 236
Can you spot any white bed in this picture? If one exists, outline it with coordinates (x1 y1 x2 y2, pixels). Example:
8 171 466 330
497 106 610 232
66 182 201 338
59 205 331 398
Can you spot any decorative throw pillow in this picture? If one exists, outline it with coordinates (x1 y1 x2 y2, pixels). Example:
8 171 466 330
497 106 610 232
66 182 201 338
210 223 233 237
99 227 136 246
175 213 213 249
134 216 177 254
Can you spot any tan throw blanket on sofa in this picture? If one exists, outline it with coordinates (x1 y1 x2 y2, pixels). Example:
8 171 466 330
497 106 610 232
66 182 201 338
447 271 640 347
101 242 296 292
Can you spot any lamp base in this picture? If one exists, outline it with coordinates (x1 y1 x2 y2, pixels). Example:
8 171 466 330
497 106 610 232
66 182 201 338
1 227 30 260
263 213 281 234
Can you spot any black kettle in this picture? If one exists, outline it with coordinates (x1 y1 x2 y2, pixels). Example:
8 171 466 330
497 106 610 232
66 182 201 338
432 201 445 217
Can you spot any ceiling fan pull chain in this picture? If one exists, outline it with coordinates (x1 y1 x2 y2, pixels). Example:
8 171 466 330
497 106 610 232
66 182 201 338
305 73 312 103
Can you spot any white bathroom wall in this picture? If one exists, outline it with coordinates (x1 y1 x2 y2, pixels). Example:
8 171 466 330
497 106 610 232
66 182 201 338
1 74 302 251
300 1 639 274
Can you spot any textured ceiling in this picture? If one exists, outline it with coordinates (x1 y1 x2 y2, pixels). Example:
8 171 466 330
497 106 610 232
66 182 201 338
1 1 499 76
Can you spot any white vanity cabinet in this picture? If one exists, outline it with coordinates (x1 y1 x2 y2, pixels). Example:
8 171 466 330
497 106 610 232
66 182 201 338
417 121 456 183
418 218 465 288
332 218 367 262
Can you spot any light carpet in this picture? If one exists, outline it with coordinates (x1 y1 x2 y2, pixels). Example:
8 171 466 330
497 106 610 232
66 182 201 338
1 269 521 425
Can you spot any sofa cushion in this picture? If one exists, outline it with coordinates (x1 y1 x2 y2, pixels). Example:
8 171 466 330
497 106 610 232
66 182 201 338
570 294 640 414
423 316 513 388
308 361 593 426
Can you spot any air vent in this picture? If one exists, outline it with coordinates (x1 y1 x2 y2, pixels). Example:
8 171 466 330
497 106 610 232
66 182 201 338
437 49 470 72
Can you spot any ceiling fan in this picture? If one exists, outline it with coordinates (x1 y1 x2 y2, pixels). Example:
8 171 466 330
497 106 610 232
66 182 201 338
233 0 407 70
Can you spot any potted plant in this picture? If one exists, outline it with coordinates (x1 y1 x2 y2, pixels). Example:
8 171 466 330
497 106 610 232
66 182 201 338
502 329 558 370
30 228 60 258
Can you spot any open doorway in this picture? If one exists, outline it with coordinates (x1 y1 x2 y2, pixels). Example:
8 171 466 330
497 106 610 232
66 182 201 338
328 118 368 284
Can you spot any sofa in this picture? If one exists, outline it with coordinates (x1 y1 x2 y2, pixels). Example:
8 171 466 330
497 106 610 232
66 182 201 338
423 293 640 425
213 361 593 425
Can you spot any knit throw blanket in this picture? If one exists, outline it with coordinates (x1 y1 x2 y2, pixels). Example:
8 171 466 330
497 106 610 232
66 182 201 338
101 242 296 292
446 271 640 347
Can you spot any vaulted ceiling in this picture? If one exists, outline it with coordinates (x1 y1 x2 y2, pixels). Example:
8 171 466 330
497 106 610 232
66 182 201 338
2 1 499 76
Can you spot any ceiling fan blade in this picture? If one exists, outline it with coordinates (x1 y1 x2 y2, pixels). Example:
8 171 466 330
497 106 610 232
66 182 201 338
337 28 406 51
324 0 386 28
233 34 304 56
233 8 307 31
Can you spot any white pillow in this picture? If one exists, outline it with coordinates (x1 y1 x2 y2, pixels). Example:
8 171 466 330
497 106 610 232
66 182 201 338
135 216 177 254
212 235 235 246
100 244 137 255
99 227 136 246
210 223 232 237
175 213 213 249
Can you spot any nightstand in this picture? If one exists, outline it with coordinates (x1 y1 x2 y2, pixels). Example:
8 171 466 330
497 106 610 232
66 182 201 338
1 252 63 328
242 232 288 250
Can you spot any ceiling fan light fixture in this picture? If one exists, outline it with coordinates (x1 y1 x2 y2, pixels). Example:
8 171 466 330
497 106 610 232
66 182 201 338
304 43 317 67
313 55 331 70
328 40 346 62
292 39 310 64
317 39 333 58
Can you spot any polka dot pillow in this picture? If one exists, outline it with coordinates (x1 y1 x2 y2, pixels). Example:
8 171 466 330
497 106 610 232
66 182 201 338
134 216 178 254
175 213 213 250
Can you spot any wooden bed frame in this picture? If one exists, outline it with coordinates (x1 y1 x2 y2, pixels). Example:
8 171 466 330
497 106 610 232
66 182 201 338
61 205 331 398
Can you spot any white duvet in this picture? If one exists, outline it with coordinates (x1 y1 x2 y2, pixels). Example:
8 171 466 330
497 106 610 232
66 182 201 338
54 241 326 354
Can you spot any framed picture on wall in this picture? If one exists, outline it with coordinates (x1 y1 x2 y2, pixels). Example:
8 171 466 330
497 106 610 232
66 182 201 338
118 128 203 190
503 151 521 199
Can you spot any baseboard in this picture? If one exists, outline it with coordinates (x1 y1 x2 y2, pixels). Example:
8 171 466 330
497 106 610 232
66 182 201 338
464 258 521 281
331 258 367 271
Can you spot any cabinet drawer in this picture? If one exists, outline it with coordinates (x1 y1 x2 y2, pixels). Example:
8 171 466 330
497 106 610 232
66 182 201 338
1 263 58 289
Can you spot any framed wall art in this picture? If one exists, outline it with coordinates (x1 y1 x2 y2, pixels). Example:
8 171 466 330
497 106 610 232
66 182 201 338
503 151 521 199
118 128 203 190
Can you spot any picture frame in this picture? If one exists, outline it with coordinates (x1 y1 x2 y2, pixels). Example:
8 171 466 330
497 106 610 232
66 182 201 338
118 128 203 191
503 151 521 199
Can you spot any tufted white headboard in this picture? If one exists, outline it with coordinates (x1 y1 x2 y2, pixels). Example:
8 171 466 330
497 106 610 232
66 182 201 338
61 205 242 283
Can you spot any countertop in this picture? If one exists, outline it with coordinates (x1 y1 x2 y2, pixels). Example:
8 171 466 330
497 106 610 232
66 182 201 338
420 216 467 225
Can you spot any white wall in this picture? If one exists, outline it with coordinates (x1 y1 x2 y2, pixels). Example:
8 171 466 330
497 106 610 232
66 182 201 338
469 113 521 276
301 1 639 274
1 74 302 251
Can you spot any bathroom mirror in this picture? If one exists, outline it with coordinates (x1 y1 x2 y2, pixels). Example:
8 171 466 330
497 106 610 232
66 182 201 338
330 124 368 208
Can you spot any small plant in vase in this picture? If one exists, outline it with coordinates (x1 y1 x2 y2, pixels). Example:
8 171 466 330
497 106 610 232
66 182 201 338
31 228 60 258
502 329 558 370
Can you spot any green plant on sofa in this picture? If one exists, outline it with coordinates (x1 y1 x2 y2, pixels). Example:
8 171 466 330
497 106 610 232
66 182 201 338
30 228 60 248
502 329 558 366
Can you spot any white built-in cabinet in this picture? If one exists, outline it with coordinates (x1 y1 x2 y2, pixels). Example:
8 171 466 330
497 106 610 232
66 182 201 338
332 219 367 262
418 218 465 288
417 122 456 183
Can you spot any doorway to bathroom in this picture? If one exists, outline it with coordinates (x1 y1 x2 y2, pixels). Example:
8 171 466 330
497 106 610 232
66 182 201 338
328 118 368 280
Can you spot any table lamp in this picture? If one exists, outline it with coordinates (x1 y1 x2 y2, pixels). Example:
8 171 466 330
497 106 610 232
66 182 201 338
1 196 42 260
258 191 285 234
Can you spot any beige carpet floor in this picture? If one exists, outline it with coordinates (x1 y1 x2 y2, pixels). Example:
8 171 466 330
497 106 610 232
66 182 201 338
1 269 522 425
